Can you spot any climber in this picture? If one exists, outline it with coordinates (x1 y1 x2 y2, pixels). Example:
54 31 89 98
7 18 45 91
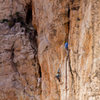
65 42 68 50
55 68 61 82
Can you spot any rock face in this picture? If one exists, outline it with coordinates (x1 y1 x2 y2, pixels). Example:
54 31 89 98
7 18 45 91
67 0 100 100
32 0 69 100
0 22 41 100
0 0 100 100
0 1 41 100
0 0 31 20
32 0 100 100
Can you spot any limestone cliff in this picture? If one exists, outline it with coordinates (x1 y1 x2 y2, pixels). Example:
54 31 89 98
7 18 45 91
0 0 100 100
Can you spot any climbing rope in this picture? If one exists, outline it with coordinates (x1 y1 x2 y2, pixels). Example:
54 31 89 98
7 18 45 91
56 42 69 83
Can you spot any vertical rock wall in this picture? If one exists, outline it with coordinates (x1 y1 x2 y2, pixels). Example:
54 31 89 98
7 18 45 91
32 0 69 100
0 0 41 100
68 0 100 100
32 0 100 100
0 22 41 100
0 0 31 20
0 0 100 100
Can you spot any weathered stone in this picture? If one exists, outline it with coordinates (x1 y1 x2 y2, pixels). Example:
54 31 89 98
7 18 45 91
0 22 41 100
0 0 31 20
0 0 100 100
32 0 100 100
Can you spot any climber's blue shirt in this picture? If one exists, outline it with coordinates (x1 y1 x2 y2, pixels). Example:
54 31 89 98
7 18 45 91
65 42 68 49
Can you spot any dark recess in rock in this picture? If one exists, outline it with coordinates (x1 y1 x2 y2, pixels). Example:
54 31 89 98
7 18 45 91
26 2 32 24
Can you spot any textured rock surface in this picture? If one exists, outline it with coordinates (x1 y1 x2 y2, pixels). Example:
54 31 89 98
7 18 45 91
0 0 31 20
32 0 100 100
67 0 100 100
0 0 100 100
32 0 69 100
0 22 41 100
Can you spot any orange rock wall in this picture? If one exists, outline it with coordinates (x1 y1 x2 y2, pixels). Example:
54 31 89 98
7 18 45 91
32 0 100 100
32 0 69 100
0 0 100 100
